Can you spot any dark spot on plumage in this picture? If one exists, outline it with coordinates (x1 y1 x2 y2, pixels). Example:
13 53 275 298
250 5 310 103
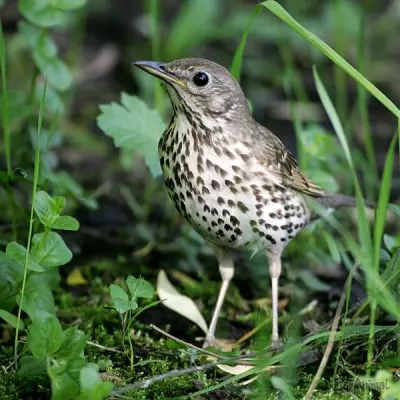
272 225 278 231
212 221 217 227
232 165 241 173
204 205 210 213
237 201 249 213
241 186 249 193
250 184 258 190
225 180 234 187
211 180 220 190
197 164 204 174
255 195 263 203
262 184 272 191
180 200 186 213
266 234 276 245
269 213 276 219
253 189 261 196
188 171 194 180
272 197 279 203
256 204 263 210
217 229 224 236
259 219 265 225
217 197 225 205
208 227 211 232
196 177 204 186
252 227 259 233
224 224 232 231
179 192 184 200
206 159 213 169
230 234 236 241
284 212 291 219
265 223 271 229
281 237 286 242
256 210 263 217
185 190 192 199
239 153 250 162
202 216 207 222
211 208 218 216
180 154 185 164
288 235 293 239
229 186 238 194
288 229 293 234
230 216 240 226
218 218 224 225
160 156 165 166
284 205 290 211
234 176 242 184
258 231 265 237
197 155 203 165
214 146 222 156
250 220 257 227
294 224 299 229
197 196 204 204
202 186 210 195
234 227 241 235
227 200 235 208
223 148 234 159
166 158 171 168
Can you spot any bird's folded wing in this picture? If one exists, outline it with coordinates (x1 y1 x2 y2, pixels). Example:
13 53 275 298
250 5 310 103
257 126 326 197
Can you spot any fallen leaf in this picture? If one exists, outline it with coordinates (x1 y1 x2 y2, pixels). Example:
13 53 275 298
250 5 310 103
66 268 88 286
157 270 208 334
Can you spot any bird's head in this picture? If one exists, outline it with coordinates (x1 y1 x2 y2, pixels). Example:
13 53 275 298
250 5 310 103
134 58 250 121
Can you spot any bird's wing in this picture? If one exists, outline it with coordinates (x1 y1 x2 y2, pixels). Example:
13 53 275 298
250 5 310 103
256 125 326 197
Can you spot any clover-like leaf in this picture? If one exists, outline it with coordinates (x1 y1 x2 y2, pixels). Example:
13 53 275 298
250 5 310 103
6 242 44 272
97 94 166 176
19 0 67 27
126 275 154 299
51 215 80 231
31 231 72 267
28 311 63 360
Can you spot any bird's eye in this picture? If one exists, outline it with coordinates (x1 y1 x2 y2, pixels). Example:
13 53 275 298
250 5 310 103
192 72 209 87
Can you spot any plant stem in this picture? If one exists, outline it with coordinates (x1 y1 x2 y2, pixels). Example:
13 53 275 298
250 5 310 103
14 82 46 364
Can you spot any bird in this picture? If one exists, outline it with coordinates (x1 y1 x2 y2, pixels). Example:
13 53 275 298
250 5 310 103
134 58 371 348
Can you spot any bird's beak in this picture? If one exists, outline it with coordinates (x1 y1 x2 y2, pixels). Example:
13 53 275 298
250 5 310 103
133 60 187 89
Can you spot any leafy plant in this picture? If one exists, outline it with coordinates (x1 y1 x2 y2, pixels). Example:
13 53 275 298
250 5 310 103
109 275 158 371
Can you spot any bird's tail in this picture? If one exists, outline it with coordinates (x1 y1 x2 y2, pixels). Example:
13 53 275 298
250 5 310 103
315 193 375 210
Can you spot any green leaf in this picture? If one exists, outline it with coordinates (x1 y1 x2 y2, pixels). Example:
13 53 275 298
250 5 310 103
55 0 86 10
34 191 65 227
126 276 154 299
6 242 45 272
18 278 55 320
271 376 295 400
18 355 46 376
19 0 67 27
0 309 25 330
109 284 130 314
49 358 82 400
19 21 57 57
76 364 114 400
31 231 72 267
53 327 87 364
28 311 63 360
33 52 72 92
51 215 80 231
97 94 166 176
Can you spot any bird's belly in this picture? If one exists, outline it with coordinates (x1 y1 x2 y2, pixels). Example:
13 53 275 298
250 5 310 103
161 156 311 252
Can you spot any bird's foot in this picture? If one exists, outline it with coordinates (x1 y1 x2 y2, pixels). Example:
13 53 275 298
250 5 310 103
202 336 217 349
270 334 284 352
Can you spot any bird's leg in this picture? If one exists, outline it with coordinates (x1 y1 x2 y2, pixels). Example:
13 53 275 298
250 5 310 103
267 252 282 348
204 248 234 348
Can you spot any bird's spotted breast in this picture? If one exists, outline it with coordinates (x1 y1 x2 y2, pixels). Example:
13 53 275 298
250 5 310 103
159 117 312 252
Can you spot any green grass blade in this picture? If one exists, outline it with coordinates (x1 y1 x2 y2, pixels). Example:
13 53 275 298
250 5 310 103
373 134 397 270
259 1 400 119
230 6 261 81
14 80 47 363
313 66 373 259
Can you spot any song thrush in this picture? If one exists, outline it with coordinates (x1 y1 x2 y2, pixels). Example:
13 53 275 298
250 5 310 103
134 58 368 348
